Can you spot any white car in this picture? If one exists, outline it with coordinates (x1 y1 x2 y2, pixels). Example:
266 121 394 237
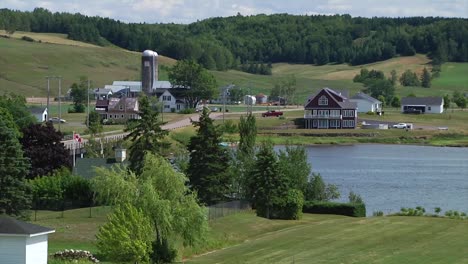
392 123 407 129
50 117 66 123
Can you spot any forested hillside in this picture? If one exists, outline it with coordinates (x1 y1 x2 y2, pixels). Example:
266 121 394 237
1 8 467 71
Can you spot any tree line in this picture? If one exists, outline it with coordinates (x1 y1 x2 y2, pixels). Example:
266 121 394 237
1 8 467 71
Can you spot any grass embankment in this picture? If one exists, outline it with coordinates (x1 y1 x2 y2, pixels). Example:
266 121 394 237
33 207 468 264
0 32 174 97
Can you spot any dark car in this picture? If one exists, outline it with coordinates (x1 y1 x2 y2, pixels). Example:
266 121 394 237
262 110 283 117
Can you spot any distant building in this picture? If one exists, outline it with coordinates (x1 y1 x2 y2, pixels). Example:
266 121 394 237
94 88 113 100
244 95 257 106
95 97 140 121
304 88 357 129
401 97 444 114
155 88 187 113
350 92 382 113
256 93 268 104
0 216 55 264
28 107 47 122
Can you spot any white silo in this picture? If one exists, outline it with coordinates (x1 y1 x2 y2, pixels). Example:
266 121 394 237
141 50 159 95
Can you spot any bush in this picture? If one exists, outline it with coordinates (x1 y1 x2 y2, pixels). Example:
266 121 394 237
256 189 304 220
302 201 366 217
221 120 238 133
397 207 425 216
171 108 176 113
21 36 34 42
74 104 86 113
179 108 196 114
150 238 177 264
366 111 375 115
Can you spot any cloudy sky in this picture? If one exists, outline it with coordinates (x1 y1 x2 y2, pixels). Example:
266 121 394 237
3 0 467 24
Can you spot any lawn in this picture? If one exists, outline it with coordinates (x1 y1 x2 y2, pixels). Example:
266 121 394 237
187 213 468 264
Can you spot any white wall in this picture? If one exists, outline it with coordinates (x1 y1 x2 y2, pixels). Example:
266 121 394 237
426 104 444 113
26 235 48 264
0 236 26 264
350 99 379 113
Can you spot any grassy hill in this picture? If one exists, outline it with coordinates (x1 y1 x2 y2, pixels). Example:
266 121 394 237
0 31 175 97
1 31 467 103
33 207 468 264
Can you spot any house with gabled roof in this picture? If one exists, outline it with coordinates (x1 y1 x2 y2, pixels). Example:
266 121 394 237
401 97 444 114
350 92 382 113
304 88 357 129
95 97 140 122
28 107 47 122
0 216 55 264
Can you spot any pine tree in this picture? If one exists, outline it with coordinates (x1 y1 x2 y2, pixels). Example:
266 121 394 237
188 108 231 205
0 108 31 218
421 67 432 88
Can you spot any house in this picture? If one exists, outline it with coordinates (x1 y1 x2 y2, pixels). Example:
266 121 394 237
244 95 256 105
74 148 127 179
304 88 357 129
28 107 47 122
95 97 140 121
401 97 444 114
256 93 268 104
93 88 113 100
350 92 382 113
155 88 187 112
0 216 55 264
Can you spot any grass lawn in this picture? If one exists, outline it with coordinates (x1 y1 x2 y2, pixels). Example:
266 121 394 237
187 213 468 264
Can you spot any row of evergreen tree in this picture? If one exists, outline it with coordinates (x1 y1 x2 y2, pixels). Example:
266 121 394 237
1 8 467 69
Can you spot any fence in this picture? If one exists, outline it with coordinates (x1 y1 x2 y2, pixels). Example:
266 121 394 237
207 200 251 220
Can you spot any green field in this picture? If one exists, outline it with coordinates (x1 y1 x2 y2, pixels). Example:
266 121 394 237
32 208 468 264
1 33 467 104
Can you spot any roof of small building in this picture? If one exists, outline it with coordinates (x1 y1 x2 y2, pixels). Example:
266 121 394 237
94 88 113 95
0 216 54 236
351 92 381 103
152 81 172 89
401 97 443 105
108 97 138 111
28 106 47 115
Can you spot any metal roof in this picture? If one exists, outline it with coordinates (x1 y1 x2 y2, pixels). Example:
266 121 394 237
351 92 381 103
401 97 443 105
152 81 172 89
28 106 47 115
0 216 54 236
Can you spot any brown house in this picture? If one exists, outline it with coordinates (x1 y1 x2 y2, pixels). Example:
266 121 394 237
304 88 357 129
95 97 140 122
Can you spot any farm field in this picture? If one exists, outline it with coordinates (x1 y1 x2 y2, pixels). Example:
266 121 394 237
31 208 468 264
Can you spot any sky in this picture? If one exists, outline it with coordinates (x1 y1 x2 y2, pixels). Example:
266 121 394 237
2 0 467 24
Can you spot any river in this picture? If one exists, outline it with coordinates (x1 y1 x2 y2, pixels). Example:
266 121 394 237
281 144 468 216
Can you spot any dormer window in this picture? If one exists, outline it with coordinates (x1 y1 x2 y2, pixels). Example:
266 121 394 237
318 95 328 106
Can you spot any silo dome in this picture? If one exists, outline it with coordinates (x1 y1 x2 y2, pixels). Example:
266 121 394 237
143 50 156 57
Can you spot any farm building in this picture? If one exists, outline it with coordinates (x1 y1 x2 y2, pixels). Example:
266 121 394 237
0 216 55 264
256 93 268 104
401 97 444 114
244 95 256 105
350 92 382 113
28 107 47 122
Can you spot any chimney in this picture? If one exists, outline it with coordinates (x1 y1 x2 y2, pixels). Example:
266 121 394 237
115 148 127 163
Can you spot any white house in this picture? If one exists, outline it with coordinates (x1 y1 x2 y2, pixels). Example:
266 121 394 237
156 89 187 113
0 216 55 264
350 92 382 113
401 97 444 114
244 95 257 106
29 107 48 122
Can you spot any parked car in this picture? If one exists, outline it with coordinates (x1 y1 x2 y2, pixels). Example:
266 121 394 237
392 123 407 129
262 110 283 117
50 117 66 123
210 107 219 112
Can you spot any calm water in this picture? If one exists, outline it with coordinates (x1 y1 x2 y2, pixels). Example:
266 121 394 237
279 144 468 216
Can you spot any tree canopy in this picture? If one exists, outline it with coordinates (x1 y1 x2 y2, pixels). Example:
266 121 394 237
20 122 71 179
169 60 217 109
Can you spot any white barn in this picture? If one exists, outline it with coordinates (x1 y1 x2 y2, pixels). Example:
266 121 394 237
29 107 48 122
350 92 382 113
401 97 444 114
0 216 55 264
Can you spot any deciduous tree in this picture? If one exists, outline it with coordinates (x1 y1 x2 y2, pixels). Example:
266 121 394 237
21 122 71 179
421 67 432 88
70 76 88 113
169 60 217 109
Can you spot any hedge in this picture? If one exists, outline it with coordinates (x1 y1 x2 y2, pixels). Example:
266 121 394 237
303 201 366 217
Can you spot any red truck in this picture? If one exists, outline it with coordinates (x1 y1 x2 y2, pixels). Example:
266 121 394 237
262 110 283 117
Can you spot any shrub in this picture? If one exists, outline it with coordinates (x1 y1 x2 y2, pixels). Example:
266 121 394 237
270 189 304 220
171 108 176 113
221 120 238 133
179 108 196 114
150 238 177 264
373 210 384 216
303 201 366 217
21 36 34 42
366 111 375 115
397 207 425 216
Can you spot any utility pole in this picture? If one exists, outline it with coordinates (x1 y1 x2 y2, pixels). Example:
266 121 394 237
46 77 50 122
87 79 91 128
58 77 62 132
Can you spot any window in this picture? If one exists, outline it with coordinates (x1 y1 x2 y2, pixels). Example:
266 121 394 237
163 95 172 101
177 104 181 110
330 120 340 127
342 120 355 128
318 96 328 106
164 105 170 109
318 120 328 128
343 110 354 117
313 120 318 127
330 110 340 117
428 106 431 111
119 105 123 110
313 110 317 116
318 110 329 117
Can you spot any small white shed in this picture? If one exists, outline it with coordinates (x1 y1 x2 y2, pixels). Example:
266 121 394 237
29 107 48 122
0 216 55 264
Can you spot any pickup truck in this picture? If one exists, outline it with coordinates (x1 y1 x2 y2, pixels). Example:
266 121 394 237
262 110 283 117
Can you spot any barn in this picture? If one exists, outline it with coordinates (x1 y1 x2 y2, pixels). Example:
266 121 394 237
0 216 55 264
401 97 444 114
